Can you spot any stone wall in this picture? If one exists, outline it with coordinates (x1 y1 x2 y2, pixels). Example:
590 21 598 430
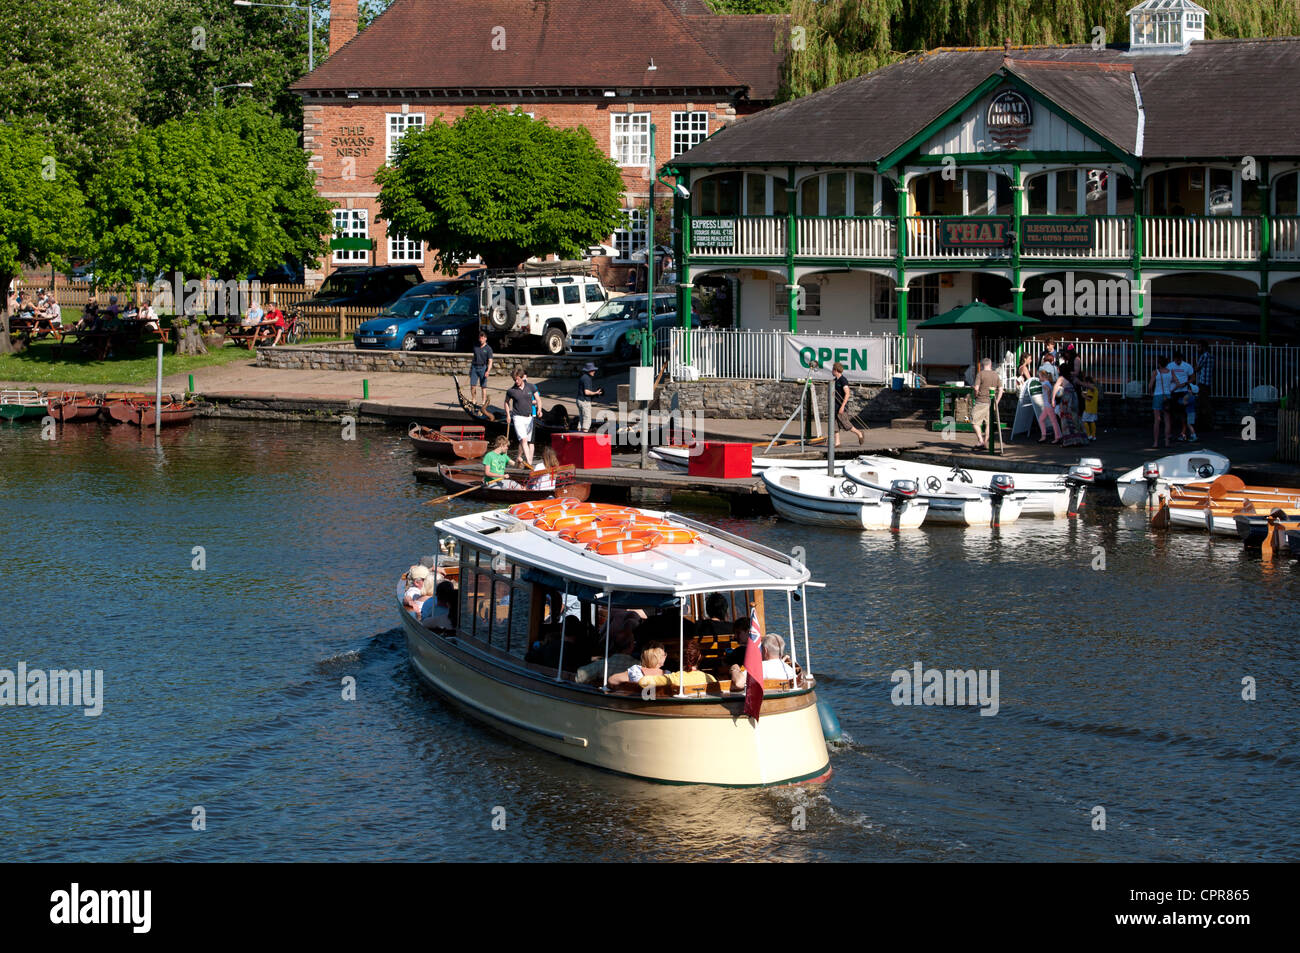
256 343 592 377
656 378 919 422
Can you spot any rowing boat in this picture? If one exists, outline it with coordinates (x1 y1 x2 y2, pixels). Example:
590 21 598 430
761 467 928 530
408 422 489 461
401 502 832 786
105 397 196 428
436 463 591 503
1152 475 1300 535
0 389 48 420
1114 450 1230 506
45 392 102 422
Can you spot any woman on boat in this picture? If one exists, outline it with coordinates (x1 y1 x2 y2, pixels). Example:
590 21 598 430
1052 372 1089 447
637 637 717 693
527 447 560 491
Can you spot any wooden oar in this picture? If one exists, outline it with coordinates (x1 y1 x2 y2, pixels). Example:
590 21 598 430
424 483 492 506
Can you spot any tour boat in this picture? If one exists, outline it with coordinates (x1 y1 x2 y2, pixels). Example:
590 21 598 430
851 454 1098 519
400 501 833 786
436 463 591 503
408 422 489 461
843 460 1026 527
0 389 48 420
761 467 928 530
1114 450 1230 507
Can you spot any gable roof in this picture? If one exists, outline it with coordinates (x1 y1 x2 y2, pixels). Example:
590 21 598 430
671 37 1300 167
293 0 787 100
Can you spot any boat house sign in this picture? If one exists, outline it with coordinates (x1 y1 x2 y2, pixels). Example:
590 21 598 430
986 90 1033 149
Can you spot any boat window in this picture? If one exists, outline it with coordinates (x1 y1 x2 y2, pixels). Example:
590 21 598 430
507 570 533 660
457 547 476 638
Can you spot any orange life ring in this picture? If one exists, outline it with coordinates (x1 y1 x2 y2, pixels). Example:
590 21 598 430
541 513 597 532
510 497 588 520
650 527 699 544
562 524 632 544
589 534 657 555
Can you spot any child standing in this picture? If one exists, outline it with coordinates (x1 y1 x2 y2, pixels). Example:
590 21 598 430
1183 384 1200 443
1081 375 1100 441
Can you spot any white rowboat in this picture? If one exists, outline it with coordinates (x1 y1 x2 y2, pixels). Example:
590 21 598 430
761 468 928 530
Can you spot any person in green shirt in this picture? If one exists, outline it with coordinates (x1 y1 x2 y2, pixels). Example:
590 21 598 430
482 436 521 489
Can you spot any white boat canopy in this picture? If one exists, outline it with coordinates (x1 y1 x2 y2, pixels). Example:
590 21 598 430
434 508 812 596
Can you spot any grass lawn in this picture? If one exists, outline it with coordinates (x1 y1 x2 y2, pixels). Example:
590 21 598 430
0 336 259 386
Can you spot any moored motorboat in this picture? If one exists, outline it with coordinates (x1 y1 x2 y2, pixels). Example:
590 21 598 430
761 467 927 530
851 454 1097 518
408 422 489 460
435 463 591 503
402 502 832 786
0 389 48 420
844 460 1026 527
1115 450 1230 507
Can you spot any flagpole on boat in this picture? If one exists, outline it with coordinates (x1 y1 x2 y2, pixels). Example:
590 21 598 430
677 597 685 698
601 591 613 690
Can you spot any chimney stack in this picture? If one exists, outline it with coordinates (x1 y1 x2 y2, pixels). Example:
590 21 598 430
329 0 359 56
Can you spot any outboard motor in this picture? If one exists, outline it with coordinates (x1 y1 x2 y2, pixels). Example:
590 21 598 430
886 479 918 532
1064 464 1095 517
1142 461 1161 507
989 473 1015 527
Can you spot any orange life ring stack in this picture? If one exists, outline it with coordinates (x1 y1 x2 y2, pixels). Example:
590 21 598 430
509 501 701 554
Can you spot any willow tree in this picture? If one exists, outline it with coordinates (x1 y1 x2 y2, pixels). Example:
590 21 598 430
780 0 1300 100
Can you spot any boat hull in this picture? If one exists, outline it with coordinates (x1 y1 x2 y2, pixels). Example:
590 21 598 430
437 465 592 503
852 454 1080 518
763 469 927 530
400 610 831 787
921 493 1026 527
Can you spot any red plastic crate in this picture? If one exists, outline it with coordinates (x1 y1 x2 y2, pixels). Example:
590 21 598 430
687 442 752 479
552 431 612 469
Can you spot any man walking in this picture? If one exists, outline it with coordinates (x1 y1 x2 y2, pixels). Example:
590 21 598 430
470 330 494 408
577 362 603 433
971 357 1004 452
505 368 541 465
832 362 864 447
1195 342 1215 432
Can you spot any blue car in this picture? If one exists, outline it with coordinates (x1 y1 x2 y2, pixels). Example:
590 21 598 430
354 295 458 350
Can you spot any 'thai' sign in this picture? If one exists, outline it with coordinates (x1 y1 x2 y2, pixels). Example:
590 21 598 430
939 217 1011 249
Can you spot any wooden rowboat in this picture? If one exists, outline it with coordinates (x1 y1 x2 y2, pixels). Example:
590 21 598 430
46 392 102 422
1151 475 1300 535
408 422 489 461
106 397 196 428
436 463 591 503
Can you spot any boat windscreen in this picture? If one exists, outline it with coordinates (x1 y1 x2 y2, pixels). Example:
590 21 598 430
519 567 677 607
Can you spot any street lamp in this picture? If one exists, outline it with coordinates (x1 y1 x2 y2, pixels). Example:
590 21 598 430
213 81 254 106
234 0 316 72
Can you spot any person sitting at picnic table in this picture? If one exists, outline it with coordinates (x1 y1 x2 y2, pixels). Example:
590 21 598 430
241 302 265 327
103 295 121 321
138 299 160 332
482 435 522 489
80 297 101 329
38 297 61 327
259 305 287 345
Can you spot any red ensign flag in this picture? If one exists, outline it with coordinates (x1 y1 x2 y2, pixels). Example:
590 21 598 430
744 606 764 720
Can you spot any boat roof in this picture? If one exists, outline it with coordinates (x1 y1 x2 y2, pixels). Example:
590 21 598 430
434 507 811 596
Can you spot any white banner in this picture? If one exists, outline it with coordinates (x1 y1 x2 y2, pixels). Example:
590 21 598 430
782 334 888 383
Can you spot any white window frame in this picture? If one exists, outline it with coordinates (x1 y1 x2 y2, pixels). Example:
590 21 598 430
670 111 709 158
333 208 369 264
613 207 647 261
387 231 423 264
386 113 425 161
611 113 651 167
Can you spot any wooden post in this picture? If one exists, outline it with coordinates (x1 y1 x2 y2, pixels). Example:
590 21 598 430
337 308 344 340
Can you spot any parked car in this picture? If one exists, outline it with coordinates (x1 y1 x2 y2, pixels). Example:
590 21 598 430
479 262 608 354
353 294 458 350
301 265 424 310
400 276 480 300
566 293 679 360
413 294 481 352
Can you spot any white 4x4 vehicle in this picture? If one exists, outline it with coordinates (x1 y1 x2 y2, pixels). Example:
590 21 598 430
480 263 608 354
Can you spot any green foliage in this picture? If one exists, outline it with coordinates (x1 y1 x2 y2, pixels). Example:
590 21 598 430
87 102 332 286
707 0 790 12
376 108 627 272
0 123 86 294
781 0 1300 100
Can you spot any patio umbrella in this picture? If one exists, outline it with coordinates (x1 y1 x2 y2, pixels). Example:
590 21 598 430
917 301 1041 367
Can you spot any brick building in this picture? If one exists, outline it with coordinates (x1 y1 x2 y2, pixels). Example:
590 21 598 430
291 0 787 283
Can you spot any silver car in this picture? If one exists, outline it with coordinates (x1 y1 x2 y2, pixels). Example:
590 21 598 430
566 293 678 360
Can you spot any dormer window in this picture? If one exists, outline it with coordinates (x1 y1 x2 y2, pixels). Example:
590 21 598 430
1128 0 1207 54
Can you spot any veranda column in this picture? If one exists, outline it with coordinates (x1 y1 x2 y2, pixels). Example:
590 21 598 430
895 176 909 370
1011 162 1024 316
786 165 798 332
1260 161 1272 346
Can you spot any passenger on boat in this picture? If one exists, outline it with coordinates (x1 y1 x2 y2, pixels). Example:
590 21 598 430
637 638 717 692
421 581 458 632
411 575 438 615
574 625 638 685
401 564 432 606
527 447 560 491
720 616 753 673
694 593 732 637
483 436 522 489
729 634 797 691
606 643 667 689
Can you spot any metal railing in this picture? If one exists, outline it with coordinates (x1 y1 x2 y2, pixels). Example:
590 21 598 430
986 336 1300 401
661 326 922 383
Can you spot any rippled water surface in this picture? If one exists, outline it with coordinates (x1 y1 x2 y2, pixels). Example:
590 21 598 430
0 420 1295 861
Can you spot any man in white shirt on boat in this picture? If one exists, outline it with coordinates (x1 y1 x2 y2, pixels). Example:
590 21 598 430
729 634 796 690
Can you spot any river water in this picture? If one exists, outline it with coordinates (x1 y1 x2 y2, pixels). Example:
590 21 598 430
0 420 1294 862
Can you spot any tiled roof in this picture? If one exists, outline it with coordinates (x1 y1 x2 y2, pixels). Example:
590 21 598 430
292 0 787 100
671 38 1300 166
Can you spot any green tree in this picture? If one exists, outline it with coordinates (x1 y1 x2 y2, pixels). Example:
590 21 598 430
376 108 627 272
87 102 331 341
707 0 790 12
0 125 86 354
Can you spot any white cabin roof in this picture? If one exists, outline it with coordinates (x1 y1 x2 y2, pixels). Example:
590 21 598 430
435 507 811 595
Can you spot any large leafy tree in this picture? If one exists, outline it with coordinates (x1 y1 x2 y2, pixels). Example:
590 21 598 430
376 108 627 272
0 125 86 354
88 102 332 287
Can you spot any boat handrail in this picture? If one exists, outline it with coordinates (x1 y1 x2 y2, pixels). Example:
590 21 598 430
664 511 808 575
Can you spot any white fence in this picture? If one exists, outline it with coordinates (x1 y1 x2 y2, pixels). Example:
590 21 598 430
796 217 895 258
660 327 921 383
987 336 1300 401
1143 216 1260 261
691 217 786 258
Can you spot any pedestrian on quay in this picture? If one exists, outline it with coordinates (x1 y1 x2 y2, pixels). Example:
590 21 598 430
1148 353 1175 449
1167 349 1195 442
1195 342 1215 432
1034 364 1061 444
470 330 493 408
831 362 864 447
1080 375 1100 441
505 368 541 466
577 361 603 432
970 357 1003 452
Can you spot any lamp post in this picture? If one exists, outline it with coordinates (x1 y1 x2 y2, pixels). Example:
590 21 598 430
213 81 254 106
233 0 315 72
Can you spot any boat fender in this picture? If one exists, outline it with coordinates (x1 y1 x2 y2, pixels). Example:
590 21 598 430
817 698 843 743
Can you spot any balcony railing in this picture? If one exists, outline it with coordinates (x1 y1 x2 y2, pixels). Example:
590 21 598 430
687 214 1300 265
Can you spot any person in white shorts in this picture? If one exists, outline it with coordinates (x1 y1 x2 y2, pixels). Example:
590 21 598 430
504 369 540 465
